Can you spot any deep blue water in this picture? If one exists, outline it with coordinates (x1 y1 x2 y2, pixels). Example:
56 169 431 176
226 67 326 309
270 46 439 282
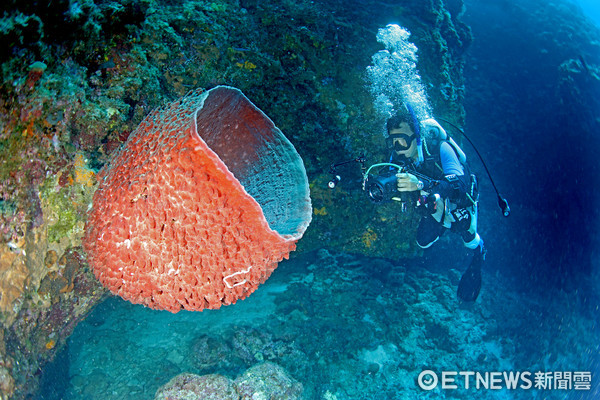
462 0 600 282
37 0 600 399
462 1 600 395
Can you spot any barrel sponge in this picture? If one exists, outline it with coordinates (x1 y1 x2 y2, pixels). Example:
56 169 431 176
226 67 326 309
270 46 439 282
83 86 312 312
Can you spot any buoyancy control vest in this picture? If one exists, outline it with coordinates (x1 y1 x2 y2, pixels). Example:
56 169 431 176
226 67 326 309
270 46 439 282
393 119 478 209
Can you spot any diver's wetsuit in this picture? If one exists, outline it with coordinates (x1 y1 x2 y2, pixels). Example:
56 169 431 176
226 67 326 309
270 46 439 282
393 141 481 250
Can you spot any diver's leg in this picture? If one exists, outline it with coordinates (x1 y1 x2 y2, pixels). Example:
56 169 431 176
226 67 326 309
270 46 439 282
457 207 485 301
460 207 485 258
416 214 445 249
461 231 482 250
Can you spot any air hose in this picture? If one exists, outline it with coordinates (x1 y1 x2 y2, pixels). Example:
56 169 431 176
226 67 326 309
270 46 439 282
438 118 510 217
406 103 424 163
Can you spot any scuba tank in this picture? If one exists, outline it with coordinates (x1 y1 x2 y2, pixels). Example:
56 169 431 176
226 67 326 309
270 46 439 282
421 118 467 164
419 118 478 209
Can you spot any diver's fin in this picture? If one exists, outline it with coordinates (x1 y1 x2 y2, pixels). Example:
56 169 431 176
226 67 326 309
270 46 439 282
457 263 482 302
457 247 485 302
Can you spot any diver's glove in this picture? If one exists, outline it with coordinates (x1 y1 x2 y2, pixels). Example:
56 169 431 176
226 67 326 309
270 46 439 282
416 194 438 215
396 172 422 192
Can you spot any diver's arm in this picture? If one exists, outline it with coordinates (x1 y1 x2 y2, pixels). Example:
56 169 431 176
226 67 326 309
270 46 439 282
397 142 468 194
429 142 470 200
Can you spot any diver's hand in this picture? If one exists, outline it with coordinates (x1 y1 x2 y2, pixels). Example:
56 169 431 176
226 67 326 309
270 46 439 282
396 172 420 192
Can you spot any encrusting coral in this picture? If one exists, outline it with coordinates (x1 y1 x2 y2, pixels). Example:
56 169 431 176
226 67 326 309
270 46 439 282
154 362 302 400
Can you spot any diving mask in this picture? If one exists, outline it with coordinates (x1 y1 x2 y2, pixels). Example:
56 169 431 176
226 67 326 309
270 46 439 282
387 133 416 152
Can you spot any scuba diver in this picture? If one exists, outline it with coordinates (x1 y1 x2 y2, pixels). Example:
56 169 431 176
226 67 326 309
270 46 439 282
387 108 485 302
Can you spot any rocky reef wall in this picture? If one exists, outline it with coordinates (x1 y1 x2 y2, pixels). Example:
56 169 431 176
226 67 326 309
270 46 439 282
0 0 469 398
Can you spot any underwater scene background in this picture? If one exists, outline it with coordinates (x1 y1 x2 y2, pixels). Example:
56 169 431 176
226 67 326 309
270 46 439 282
0 0 598 399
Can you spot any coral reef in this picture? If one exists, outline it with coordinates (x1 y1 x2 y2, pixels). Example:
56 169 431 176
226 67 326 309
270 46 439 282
0 0 596 398
0 0 470 397
0 114 105 398
4 249 105 398
154 373 239 400
50 248 598 400
234 362 303 400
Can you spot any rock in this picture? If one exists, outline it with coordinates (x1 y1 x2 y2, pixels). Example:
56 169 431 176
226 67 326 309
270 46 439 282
155 373 238 400
233 362 303 400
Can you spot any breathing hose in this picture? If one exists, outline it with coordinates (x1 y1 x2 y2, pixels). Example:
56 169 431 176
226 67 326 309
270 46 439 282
438 118 510 217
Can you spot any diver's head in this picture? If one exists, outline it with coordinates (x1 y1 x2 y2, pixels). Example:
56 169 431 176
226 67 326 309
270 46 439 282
386 113 418 160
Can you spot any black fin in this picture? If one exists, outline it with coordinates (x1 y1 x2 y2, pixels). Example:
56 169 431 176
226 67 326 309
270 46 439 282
457 248 484 302
457 263 482 302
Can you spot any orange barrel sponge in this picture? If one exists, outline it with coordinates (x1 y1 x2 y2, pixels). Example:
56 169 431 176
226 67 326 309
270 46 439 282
84 86 312 312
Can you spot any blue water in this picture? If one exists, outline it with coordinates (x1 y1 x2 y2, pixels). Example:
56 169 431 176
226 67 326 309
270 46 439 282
34 0 600 399
573 0 600 26
463 0 600 285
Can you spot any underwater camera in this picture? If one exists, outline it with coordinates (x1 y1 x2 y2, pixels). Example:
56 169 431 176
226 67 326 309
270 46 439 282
328 157 414 207
362 163 418 210
363 169 399 203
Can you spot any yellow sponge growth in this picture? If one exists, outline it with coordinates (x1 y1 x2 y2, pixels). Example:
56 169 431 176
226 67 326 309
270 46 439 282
73 153 95 187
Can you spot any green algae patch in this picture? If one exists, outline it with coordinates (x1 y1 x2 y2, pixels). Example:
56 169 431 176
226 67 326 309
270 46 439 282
38 157 97 246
